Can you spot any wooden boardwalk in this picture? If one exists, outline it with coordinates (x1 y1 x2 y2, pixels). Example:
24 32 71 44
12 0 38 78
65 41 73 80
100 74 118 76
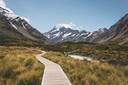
36 52 72 85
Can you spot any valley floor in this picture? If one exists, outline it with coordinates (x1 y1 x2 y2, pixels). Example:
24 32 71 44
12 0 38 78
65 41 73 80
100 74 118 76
44 51 128 85
0 45 128 85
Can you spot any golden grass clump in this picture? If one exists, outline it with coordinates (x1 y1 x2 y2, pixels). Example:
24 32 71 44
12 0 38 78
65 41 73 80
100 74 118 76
0 46 44 85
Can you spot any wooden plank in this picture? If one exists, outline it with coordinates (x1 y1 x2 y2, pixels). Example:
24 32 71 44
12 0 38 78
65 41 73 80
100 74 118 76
36 53 72 85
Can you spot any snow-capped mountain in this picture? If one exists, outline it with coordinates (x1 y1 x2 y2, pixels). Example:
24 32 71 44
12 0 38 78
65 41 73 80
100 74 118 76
45 13 128 45
0 0 48 45
44 23 90 43
1 0 128 45
44 23 109 43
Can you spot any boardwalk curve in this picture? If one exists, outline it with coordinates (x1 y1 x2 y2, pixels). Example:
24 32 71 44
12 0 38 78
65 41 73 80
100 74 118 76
36 51 72 85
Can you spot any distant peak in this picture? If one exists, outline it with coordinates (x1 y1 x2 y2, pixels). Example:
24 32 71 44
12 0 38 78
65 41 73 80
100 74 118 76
54 22 83 32
55 22 76 29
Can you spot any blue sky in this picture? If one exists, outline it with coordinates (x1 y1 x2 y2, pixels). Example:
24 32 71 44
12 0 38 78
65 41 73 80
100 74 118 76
6 0 128 32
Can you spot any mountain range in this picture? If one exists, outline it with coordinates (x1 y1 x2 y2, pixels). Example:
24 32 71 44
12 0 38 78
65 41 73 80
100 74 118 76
44 14 128 45
0 1 128 46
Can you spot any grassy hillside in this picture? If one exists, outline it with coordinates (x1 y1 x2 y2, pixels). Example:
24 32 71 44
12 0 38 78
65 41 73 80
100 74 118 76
0 46 44 85
44 52 128 85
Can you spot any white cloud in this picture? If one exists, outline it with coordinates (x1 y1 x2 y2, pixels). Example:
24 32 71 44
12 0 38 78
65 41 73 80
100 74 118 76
0 0 6 8
20 16 30 23
0 0 30 23
0 0 13 13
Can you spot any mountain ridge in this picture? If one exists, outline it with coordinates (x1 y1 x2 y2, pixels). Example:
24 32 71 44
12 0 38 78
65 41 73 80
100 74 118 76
0 3 48 45
44 23 90 43
44 14 128 45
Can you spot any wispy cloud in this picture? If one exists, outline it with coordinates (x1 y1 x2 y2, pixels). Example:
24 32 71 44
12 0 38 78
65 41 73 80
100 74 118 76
0 0 30 23
0 0 13 13
0 0 6 8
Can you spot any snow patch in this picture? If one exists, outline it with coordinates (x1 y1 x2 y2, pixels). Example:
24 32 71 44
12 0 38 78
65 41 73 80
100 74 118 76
55 22 77 29
22 22 27 30
63 33 72 38
9 22 18 30
20 16 30 23
53 32 61 38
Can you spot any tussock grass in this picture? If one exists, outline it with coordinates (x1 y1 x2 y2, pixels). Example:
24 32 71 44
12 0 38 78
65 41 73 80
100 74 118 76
0 46 44 85
44 52 128 85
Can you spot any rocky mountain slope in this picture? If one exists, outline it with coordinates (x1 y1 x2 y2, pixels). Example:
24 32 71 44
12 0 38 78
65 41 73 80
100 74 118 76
94 14 128 45
0 4 48 45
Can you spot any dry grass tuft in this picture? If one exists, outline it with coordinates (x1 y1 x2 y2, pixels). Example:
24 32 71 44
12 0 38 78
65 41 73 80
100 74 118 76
0 46 44 85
